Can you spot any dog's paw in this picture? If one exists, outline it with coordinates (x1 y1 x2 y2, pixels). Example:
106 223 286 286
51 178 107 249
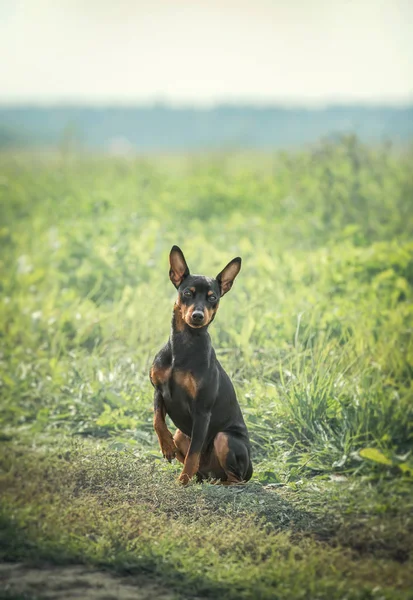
178 472 191 485
160 437 177 463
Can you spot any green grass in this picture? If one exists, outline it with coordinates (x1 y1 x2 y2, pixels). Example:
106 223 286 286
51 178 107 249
1 440 413 599
1 137 413 598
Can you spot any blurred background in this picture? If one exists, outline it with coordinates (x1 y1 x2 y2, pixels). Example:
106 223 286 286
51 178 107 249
1 0 412 150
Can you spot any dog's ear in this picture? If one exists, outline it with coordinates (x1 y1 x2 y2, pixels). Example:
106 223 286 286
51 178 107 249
169 246 190 288
216 257 241 297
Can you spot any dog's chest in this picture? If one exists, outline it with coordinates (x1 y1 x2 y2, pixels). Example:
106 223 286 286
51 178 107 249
163 368 197 434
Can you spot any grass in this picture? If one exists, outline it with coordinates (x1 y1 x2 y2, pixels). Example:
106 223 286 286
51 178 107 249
1 440 413 599
0 137 413 598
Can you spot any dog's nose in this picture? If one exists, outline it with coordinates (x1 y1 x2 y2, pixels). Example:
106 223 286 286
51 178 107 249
192 311 204 323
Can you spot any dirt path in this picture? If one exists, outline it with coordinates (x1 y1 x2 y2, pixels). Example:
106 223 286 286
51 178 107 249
0 563 180 599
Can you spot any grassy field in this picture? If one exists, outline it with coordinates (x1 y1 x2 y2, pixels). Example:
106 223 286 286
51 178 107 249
1 137 413 599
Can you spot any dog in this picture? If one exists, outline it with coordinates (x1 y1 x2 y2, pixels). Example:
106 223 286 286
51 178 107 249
150 246 252 485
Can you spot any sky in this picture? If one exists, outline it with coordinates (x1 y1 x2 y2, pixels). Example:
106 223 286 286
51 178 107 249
1 0 412 106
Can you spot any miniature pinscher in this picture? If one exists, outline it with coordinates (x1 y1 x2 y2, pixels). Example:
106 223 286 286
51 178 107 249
150 246 252 485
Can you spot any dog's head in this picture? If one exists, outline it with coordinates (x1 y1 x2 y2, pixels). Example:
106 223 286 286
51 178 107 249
169 245 241 329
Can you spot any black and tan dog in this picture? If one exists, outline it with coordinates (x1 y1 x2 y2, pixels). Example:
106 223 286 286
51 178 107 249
150 246 252 485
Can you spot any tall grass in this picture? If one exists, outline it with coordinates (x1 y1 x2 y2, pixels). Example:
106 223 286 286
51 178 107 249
1 137 412 480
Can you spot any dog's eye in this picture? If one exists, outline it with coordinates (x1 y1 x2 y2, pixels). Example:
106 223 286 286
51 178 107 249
208 294 217 302
183 289 192 298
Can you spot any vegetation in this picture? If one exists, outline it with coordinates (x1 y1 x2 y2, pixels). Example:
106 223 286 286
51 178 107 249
1 137 413 598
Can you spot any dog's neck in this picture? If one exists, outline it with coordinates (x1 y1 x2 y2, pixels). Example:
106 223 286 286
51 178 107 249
170 303 212 367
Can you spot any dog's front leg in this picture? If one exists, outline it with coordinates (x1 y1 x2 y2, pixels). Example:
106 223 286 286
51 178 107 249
179 404 211 485
153 389 177 462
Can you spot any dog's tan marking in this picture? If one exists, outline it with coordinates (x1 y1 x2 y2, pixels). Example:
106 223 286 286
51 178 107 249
174 370 198 399
214 432 243 484
174 297 201 329
179 452 201 485
173 302 186 332
150 365 172 386
173 429 191 464
214 431 230 464
204 305 218 326
153 406 176 461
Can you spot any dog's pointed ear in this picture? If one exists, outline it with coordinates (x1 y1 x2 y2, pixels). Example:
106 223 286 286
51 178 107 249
169 246 190 288
216 257 241 297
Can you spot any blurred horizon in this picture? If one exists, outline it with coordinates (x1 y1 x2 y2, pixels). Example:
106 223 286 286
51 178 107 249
1 103 412 151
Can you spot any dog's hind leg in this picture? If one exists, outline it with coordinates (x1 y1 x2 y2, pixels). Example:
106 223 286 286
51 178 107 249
213 432 252 483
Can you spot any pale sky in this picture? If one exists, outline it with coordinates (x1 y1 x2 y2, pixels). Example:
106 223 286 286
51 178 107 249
1 0 412 105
